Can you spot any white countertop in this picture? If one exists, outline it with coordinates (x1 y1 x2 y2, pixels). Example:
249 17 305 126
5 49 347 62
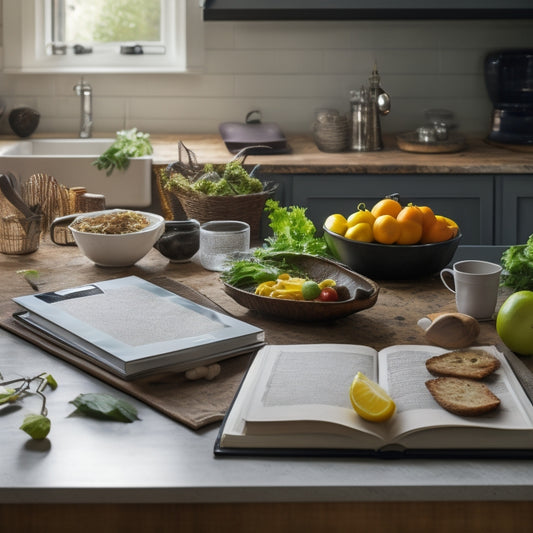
2 327 533 505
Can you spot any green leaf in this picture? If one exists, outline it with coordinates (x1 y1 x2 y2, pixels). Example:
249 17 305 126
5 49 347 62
20 413 51 440
70 393 139 423
92 128 153 176
0 386 18 405
45 374 58 390
16 269 40 290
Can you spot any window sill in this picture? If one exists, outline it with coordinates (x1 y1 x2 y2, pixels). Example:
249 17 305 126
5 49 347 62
1 65 203 75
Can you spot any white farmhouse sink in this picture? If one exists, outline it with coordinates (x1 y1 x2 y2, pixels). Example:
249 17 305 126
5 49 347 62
0 138 152 207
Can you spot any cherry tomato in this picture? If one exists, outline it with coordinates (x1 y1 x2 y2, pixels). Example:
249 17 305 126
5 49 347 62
318 287 338 301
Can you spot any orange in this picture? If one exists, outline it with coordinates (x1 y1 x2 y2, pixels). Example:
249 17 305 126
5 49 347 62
370 198 402 219
345 222 374 242
373 215 401 244
397 204 424 226
421 217 458 243
324 213 348 236
347 204 375 228
396 219 423 245
418 205 437 232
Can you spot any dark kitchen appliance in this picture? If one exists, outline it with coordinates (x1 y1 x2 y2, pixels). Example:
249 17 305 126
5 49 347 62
484 49 533 145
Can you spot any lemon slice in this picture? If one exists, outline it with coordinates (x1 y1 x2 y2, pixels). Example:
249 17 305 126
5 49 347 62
349 372 396 422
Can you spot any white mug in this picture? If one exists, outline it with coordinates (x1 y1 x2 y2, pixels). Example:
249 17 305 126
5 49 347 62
440 260 502 320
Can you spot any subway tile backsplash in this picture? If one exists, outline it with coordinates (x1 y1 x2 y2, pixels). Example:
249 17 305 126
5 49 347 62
0 19 532 136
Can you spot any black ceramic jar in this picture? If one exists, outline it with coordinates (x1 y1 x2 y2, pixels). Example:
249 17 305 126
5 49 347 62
153 219 200 263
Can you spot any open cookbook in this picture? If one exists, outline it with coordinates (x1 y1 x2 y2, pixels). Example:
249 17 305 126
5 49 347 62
214 343 533 458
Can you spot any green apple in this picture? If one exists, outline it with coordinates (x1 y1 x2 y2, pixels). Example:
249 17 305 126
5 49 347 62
496 291 533 356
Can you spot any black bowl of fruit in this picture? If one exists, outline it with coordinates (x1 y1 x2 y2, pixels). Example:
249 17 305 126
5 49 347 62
322 199 462 280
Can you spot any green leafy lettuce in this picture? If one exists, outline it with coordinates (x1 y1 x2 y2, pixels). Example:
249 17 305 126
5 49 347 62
221 200 330 287
500 233 533 291
257 199 329 257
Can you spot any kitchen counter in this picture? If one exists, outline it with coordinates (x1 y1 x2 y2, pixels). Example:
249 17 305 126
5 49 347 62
148 133 533 174
1 241 533 532
1 132 532 174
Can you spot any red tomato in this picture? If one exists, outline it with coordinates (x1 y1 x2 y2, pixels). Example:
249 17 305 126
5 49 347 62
318 287 338 301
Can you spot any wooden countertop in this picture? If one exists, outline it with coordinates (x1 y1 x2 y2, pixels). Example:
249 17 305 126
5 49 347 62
1 132 532 174
0 240 519 360
149 133 533 174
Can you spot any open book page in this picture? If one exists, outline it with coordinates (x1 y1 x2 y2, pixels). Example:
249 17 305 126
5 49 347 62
378 345 533 448
240 344 392 445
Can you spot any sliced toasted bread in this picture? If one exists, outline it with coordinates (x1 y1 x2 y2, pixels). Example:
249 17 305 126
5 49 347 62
425 377 501 416
425 348 500 379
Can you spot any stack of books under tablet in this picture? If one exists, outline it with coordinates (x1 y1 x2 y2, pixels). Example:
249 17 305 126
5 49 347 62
13 276 264 380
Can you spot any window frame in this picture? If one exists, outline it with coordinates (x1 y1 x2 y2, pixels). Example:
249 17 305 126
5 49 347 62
2 0 204 74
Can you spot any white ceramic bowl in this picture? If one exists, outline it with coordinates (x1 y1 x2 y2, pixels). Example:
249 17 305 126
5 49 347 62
68 209 165 267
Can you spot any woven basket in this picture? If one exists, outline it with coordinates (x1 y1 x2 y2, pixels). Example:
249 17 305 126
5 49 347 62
163 183 278 241
0 214 42 255
157 141 279 241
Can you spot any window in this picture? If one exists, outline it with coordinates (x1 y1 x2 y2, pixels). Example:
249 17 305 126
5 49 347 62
2 0 204 74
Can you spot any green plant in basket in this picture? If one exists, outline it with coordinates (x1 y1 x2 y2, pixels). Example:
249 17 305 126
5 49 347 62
160 141 267 197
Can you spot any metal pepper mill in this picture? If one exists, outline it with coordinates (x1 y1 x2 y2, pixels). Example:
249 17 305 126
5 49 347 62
350 65 391 151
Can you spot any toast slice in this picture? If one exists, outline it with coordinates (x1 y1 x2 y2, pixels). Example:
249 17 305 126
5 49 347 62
425 348 500 379
425 377 501 416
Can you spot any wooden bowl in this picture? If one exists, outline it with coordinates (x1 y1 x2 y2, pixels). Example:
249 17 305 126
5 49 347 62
222 253 379 322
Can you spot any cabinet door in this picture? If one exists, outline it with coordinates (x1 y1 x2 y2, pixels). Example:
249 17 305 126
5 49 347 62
496 175 533 245
292 174 494 245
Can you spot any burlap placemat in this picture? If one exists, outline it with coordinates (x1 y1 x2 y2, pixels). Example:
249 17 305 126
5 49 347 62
0 276 252 430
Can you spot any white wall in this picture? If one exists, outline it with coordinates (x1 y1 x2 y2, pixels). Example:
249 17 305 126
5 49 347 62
0 16 532 137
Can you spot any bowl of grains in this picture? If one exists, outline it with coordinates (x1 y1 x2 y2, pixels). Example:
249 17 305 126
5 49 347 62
68 209 165 267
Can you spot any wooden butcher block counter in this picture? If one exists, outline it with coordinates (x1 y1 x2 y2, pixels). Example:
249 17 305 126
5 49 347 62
149 133 533 174
1 131 530 174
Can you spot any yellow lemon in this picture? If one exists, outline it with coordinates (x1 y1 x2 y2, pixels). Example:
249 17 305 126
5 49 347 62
435 215 459 228
347 206 375 228
349 372 396 422
344 222 374 242
324 214 348 236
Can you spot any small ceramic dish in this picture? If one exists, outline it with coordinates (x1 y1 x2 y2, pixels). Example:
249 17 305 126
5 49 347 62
222 253 379 322
154 219 200 263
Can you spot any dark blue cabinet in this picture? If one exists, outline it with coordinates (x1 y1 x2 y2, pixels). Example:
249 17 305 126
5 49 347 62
496 175 533 245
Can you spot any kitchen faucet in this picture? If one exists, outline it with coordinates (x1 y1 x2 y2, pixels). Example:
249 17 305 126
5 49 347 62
73 77 93 138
